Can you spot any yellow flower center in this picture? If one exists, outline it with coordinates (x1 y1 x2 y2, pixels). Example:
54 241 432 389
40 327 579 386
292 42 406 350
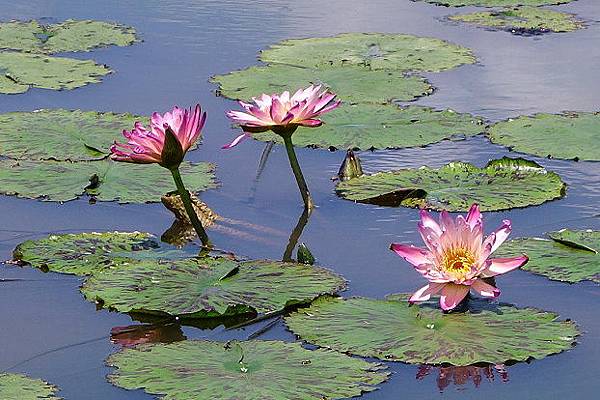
442 248 475 281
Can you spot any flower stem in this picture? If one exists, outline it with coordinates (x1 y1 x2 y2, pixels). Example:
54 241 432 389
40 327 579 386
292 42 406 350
282 135 314 210
170 167 211 248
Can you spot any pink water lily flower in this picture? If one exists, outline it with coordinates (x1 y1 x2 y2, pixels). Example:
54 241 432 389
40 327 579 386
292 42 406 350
111 105 206 167
223 84 340 148
391 204 528 311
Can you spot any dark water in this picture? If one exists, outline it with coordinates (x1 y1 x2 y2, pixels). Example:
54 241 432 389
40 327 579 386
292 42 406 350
1 0 599 398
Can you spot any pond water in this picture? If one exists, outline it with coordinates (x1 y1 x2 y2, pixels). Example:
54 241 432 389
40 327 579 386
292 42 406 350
1 0 599 398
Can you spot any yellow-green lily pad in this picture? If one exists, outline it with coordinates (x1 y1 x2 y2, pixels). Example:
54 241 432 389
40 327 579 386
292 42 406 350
252 104 485 150
259 33 476 73
285 296 579 365
495 229 600 283
449 7 584 35
212 64 433 104
0 51 110 94
336 157 566 211
107 340 388 400
487 112 600 161
0 373 61 400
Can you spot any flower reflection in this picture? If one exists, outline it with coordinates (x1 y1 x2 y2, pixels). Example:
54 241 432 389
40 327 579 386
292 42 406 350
110 324 186 348
416 364 509 392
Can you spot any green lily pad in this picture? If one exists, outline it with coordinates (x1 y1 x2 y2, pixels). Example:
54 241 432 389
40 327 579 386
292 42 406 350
107 340 388 400
13 231 160 276
336 157 566 211
419 0 574 7
285 296 579 365
0 159 216 203
0 51 111 94
487 112 600 161
0 109 141 161
82 256 347 317
259 33 476 73
212 64 433 104
252 104 485 150
0 373 61 400
495 230 600 283
449 7 583 34
0 19 137 53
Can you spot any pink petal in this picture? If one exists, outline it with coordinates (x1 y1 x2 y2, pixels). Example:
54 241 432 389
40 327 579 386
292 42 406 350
489 220 512 254
439 284 469 311
297 119 322 127
419 209 443 236
222 133 249 149
439 210 455 233
481 255 528 277
390 243 431 268
409 283 446 303
465 203 482 230
471 279 501 298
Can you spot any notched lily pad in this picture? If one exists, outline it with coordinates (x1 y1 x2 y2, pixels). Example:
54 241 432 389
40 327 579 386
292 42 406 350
419 0 574 7
336 157 566 211
488 112 600 161
253 104 485 150
0 51 111 94
212 64 433 104
13 231 160 276
0 373 61 400
449 7 584 35
285 296 579 365
0 109 141 161
259 33 476 73
0 19 137 53
0 159 216 203
107 340 388 400
495 229 600 283
82 256 347 318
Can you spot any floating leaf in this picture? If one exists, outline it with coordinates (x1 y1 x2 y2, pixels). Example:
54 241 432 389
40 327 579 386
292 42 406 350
107 340 388 400
450 7 583 35
487 112 600 161
0 373 61 400
0 109 141 161
495 230 600 283
0 21 41 53
252 104 485 150
259 33 476 72
82 256 346 317
13 231 160 276
419 0 574 7
285 296 579 365
0 159 216 203
42 20 137 53
0 51 110 94
0 19 137 53
212 64 433 104
336 157 565 211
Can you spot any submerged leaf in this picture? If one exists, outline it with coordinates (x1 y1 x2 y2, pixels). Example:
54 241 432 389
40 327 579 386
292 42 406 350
107 340 388 400
285 296 579 365
495 230 600 283
336 157 566 211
